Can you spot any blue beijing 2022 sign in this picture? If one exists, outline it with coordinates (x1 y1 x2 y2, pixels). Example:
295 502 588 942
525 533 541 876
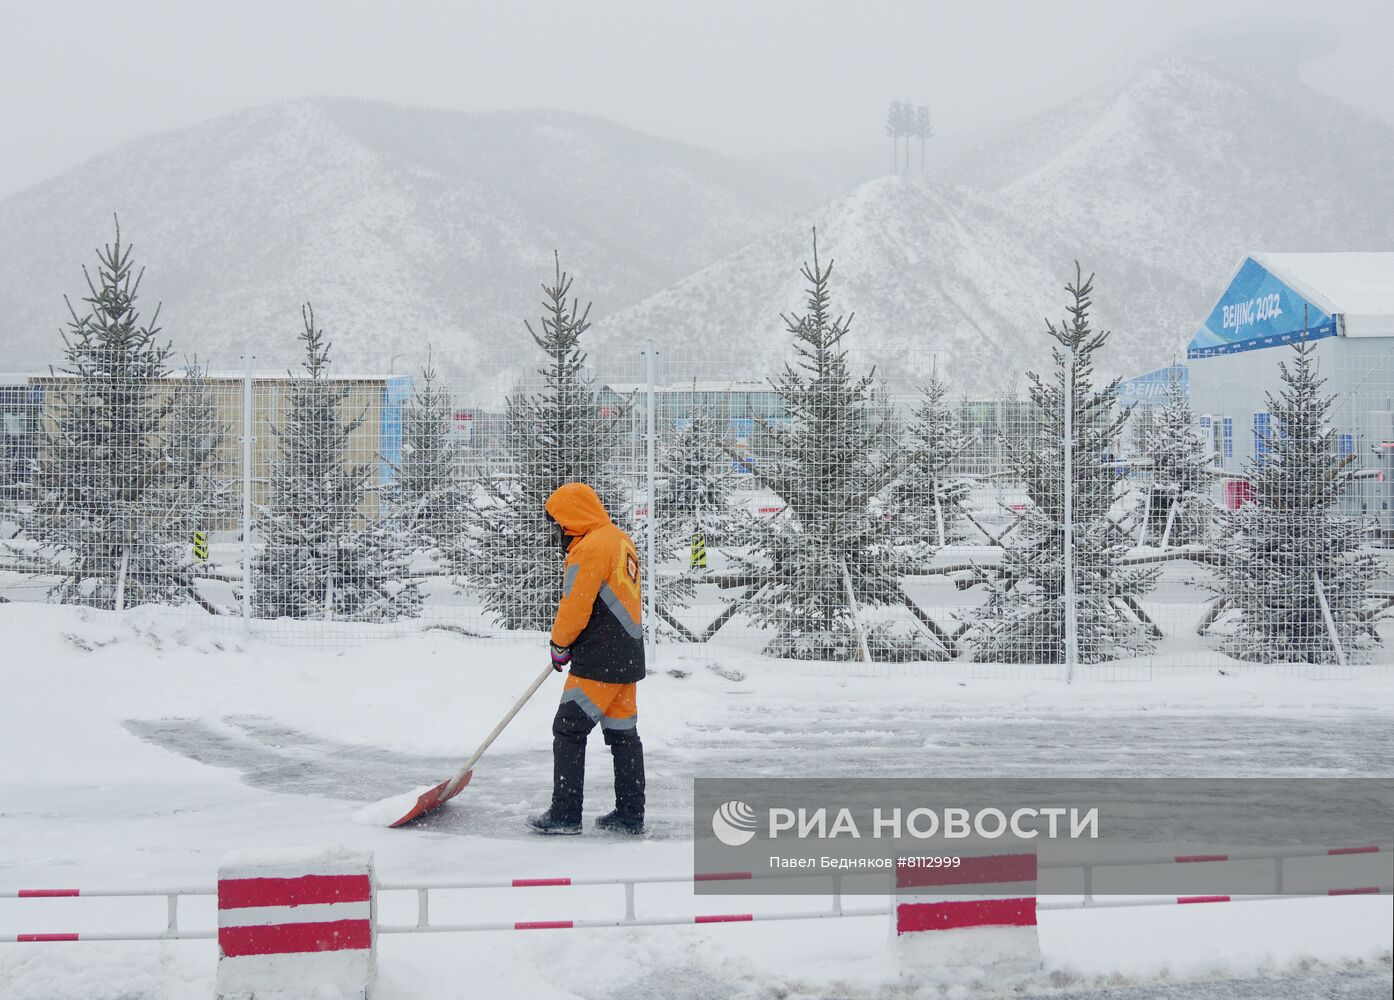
1187 257 1335 359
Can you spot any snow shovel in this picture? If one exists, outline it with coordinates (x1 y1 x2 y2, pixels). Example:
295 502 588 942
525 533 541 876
377 662 558 828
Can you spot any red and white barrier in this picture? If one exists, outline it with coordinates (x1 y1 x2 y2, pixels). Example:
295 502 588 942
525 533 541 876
893 851 1040 971
216 848 375 1000
1 843 1385 956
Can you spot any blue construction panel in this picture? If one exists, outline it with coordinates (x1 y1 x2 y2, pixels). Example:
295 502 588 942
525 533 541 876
380 375 413 486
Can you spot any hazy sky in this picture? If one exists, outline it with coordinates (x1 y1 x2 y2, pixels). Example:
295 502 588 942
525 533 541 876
2 0 1391 199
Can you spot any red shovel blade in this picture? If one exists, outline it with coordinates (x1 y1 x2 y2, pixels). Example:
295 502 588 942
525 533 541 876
387 770 474 828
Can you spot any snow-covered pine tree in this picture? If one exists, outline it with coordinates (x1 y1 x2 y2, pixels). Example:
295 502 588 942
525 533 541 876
969 265 1157 664
1210 340 1378 663
884 100 903 173
252 305 420 621
464 254 629 631
890 373 971 557
641 404 744 640
1138 367 1214 547
383 359 470 561
160 361 235 546
19 218 194 610
913 105 934 175
1128 404 1155 457
737 231 943 661
657 403 743 552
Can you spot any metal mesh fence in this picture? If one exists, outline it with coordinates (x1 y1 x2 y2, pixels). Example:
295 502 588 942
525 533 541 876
1 332 1390 678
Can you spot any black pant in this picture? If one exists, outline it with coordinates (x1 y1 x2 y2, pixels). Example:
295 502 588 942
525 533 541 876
550 700 645 825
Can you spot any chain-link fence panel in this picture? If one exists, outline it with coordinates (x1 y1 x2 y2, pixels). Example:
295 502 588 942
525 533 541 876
2 331 1390 674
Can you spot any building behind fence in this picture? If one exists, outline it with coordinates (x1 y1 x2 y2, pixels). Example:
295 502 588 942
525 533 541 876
1 250 1391 677
1 343 1390 678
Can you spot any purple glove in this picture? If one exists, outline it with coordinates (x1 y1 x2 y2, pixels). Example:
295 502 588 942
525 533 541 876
549 643 572 671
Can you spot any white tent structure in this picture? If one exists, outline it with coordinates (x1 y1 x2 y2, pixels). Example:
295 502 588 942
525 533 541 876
1187 252 1394 537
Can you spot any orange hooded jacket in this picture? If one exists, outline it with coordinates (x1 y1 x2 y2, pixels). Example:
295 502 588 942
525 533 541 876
545 483 646 684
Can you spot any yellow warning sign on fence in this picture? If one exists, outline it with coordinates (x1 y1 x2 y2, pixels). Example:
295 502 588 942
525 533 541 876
690 533 708 570
193 530 208 562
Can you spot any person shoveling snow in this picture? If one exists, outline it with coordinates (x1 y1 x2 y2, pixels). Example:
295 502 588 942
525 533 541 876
527 482 647 836
366 481 646 831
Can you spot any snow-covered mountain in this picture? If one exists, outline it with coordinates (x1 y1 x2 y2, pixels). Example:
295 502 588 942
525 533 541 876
6 61 1391 388
0 99 823 373
591 177 1065 391
594 59 1394 388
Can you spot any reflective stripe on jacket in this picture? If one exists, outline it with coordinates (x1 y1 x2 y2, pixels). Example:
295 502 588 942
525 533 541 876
546 483 645 684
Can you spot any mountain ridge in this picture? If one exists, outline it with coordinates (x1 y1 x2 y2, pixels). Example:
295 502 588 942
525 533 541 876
0 97 826 374
591 58 1394 387
4 61 1391 392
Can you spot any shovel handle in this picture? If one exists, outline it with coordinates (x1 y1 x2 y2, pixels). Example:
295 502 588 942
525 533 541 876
444 662 558 796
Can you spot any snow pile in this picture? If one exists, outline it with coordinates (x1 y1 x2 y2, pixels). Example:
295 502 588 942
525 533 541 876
353 785 440 828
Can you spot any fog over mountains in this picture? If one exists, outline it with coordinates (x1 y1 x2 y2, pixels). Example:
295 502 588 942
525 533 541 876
0 100 823 373
3 58 1392 391
595 59 1394 388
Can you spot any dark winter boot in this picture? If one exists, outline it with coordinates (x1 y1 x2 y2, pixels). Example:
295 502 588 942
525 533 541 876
602 725 645 830
595 809 645 835
526 809 581 835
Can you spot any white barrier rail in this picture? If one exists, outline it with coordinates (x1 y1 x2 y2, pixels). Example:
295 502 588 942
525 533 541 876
0 885 215 943
375 870 871 934
3 843 1387 942
1038 887 1393 912
1051 842 1390 903
378 908 893 935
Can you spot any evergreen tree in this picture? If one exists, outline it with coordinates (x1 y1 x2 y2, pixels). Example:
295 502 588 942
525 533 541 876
252 305 420 621
656 404 743 551
1128 403 1156 458
1138 367 1213 547
384 359 470 560
1211 340 1378 663
913 105 934 175
160 361 235 545
641 404 743 637
884 100 904 174
738 231 943 661
897 101 913 174
969 265 1158 664
19 218 193 610
890 373 971 555
464 253 629 631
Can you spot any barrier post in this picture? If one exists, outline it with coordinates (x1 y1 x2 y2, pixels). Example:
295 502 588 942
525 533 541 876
892 849 1040 972
216 847 375 1000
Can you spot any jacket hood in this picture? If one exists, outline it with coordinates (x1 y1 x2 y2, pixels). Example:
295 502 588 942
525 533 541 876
545 482 612 536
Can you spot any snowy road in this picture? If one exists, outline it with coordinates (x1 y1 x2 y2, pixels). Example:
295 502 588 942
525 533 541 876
1010 968 1393 1000
587 958 1393 1000
125 698 1394 840
4 607 1392 1000
591 963 1394 1000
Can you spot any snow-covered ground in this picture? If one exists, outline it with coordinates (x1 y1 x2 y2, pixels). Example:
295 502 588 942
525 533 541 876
1 603 1390 999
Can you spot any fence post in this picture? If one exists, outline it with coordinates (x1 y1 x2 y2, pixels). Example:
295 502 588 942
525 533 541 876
240 351 254 640
1313 571 1349 667
114 548 129 614
644 339 658 669
1063 342 1079 682
841 558 872 663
